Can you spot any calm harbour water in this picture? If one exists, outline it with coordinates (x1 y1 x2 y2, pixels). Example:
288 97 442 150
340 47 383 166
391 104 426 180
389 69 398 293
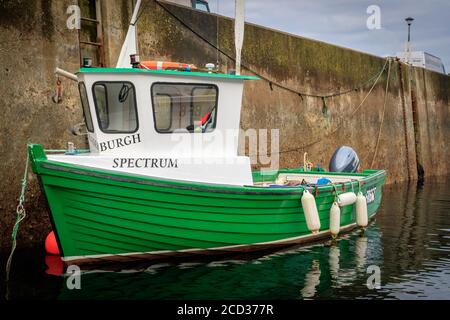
1 178 450 300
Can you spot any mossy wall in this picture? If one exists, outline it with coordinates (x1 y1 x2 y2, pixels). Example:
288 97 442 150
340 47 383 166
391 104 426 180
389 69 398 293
0 0 89 250
137 1 448 182
0 0 137 251
0 0 448 250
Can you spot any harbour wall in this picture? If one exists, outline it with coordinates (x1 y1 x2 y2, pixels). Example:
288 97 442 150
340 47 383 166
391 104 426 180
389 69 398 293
0 0 448 249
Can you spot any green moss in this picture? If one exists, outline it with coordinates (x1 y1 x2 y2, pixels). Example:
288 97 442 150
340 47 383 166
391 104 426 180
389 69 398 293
425 69 450 103
0 0 38 31
137 1 425 98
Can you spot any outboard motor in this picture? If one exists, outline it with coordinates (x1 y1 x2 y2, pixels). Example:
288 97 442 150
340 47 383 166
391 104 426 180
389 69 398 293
329 146 360 173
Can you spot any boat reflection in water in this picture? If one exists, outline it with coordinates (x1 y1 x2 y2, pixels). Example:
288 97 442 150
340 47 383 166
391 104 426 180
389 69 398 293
53 226 383 300
4 178 448 300
300 259 321 298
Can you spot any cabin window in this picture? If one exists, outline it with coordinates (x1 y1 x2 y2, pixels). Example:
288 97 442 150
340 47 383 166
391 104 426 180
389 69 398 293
191 0 210 12
151 83 218 133
93 84 109 129
78 82 94 132
153 94 172 132
92 82 138 133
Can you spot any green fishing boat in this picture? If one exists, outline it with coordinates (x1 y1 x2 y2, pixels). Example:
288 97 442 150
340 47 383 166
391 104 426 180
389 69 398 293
27 0 386 266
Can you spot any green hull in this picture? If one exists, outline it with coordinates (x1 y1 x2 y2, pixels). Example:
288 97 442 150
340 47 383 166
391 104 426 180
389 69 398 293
28 144 386 264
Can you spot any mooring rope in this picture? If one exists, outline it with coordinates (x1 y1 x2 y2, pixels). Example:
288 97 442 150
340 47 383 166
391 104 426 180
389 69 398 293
154 1 389 99
134 1 393 159
245 57 389 157
131 2 393 159
332 184 340 202
5 151 29 284
370 58 392 168
4 145 88 289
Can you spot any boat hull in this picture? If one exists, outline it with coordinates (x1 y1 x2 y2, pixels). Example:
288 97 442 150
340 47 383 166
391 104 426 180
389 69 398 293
28 144 386 266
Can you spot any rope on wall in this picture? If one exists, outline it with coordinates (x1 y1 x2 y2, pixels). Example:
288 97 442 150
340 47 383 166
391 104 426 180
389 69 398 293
370 58 392 168
153 0 388 100
277 58 389 155
143 1 391 157
243 58 389 156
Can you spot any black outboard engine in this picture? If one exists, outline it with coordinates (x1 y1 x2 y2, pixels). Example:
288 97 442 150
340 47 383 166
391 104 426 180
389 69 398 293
329 146 360 173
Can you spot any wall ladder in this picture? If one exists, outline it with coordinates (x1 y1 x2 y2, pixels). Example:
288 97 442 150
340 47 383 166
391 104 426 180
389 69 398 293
77 0 105 67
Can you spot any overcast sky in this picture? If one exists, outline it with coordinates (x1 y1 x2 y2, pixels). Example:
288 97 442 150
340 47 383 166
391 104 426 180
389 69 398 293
211 0 450 72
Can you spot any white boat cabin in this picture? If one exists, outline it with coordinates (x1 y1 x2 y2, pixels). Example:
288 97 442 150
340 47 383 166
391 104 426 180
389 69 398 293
48 68 260 186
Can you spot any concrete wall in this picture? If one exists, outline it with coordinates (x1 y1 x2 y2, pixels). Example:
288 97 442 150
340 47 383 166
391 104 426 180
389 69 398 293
0 0 87 249
0 0 130 249
138 0 448 183
0 0 448 249
411 68 450 179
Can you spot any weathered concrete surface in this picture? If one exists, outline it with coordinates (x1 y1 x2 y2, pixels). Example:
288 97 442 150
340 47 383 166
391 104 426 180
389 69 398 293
137 0 447 183
411 68 450 179
0 0 449 250
0 0 89 250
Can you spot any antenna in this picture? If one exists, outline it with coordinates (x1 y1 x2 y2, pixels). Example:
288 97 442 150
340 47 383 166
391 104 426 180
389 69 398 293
216 0 219 71
116 0 142 68
234 0 245 75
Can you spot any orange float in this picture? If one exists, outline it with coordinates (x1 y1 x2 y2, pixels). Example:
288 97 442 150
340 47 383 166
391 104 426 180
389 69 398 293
140 61 197 71
45 230 60 255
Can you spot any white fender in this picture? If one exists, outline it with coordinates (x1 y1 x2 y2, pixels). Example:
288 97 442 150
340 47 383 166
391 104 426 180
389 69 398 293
355 236 368 269
301 190 321 233
301 260 321 298
275 175 287 185
356 191 368 227
337 192 357 206
329 245 340 279
329 202 341 238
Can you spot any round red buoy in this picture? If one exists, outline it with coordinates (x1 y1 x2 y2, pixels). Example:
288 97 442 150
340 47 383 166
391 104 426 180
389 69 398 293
45 255 64 276
45 231 60 255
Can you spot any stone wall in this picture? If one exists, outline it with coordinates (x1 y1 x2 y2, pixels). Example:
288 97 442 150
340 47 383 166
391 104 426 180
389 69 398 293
0 0 131 249
1 0 86 249
0 0 448 249
137 0 449 183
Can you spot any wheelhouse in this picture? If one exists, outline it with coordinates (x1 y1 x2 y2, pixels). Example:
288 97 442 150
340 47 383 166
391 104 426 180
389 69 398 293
71 67 260 186
77 68 258 156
